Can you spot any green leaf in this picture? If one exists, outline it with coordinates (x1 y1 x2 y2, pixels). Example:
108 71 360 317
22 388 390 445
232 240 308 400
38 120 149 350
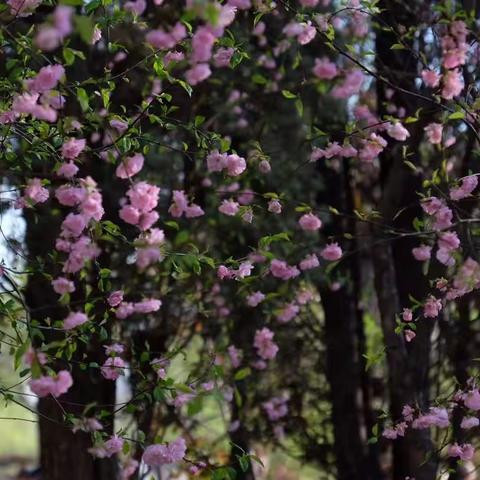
234 367 251 381
448 110 465 120
74 15 94 44
281 89 296 99
63 48 75 66
295 98 303 116
76 87 90 112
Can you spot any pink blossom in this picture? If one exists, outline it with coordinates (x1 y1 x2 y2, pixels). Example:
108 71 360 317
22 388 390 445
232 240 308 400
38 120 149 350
268 199 282 214
146 30 176 50
35 27 62 51
228 345 242 368
185 64 211 85
412 407 449 429
225 154 247 176
57 162 79 178
331 70 365 98
104 344 124 355
420 197 450 225
258 159 271 173
227 0 251 9
464 389 480 410
387 122 410 141
358 133 387 162
247 291 265 307
450 175 478 201
124 0 146 15
412 245 431 261
270 259 300 280
217 265 234 280
438 232 460 251
142 437 186 466
263 396 288 421
320 243 342 261
299 213 322 231
61 213 87 237
277 303 299 323
104 435 124 456
219 199 240 216
55 185 85 206
133 298 162 313
214 47 234 67
108 290 124 307
436 248 455 266
433 206 453 230
461 416 479 429
30 370 73 398
402 308 413 322
235 261 254 279
121 458 138 480
61 138 86 160
24 348 47 367
7 0 41 17
101 357 126 380
299 253 320 270
116 154 144 179
63 311 88 330
442 69 464 99
207 150 227 172
312 57 338 80
424 123 443 144
254 327 279 360
26 65 65 93
54 6 73 36
238 190 254 205
52 277 75 295
24 178 49 205
192 27 216 63
448 443 474 461
119 205 140 225
127 182 160 212
404 330 416 342
423 296 442 318
421 70 440 88
164 50 185 66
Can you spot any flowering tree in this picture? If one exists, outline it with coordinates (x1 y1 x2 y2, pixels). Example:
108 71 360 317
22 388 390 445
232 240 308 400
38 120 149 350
1 0 480 479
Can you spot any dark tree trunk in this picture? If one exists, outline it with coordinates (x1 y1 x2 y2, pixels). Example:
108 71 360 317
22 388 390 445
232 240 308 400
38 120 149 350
374 2 436 478
24 207 118 480
316 163 372 480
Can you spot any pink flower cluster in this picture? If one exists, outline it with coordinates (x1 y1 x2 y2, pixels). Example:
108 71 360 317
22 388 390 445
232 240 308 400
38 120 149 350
30 370 73 398
283 21 316 45
421 196 453 231
310 141 357 162
449 175 478 201
89 435 124 458
55 177 104 273
142 437 187 466
116 154 144 179
263 396 289 421
135 228 166 270
270 259 300 280
206 150 247 176
169 190 204 218
114 297 162 319
119 181 160 231
254 327 279 360
63 311 88 330
35 6 75 51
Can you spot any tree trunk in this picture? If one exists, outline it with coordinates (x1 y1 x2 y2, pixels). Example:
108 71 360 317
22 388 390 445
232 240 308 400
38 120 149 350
24 207 118 480
317 163 370 480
